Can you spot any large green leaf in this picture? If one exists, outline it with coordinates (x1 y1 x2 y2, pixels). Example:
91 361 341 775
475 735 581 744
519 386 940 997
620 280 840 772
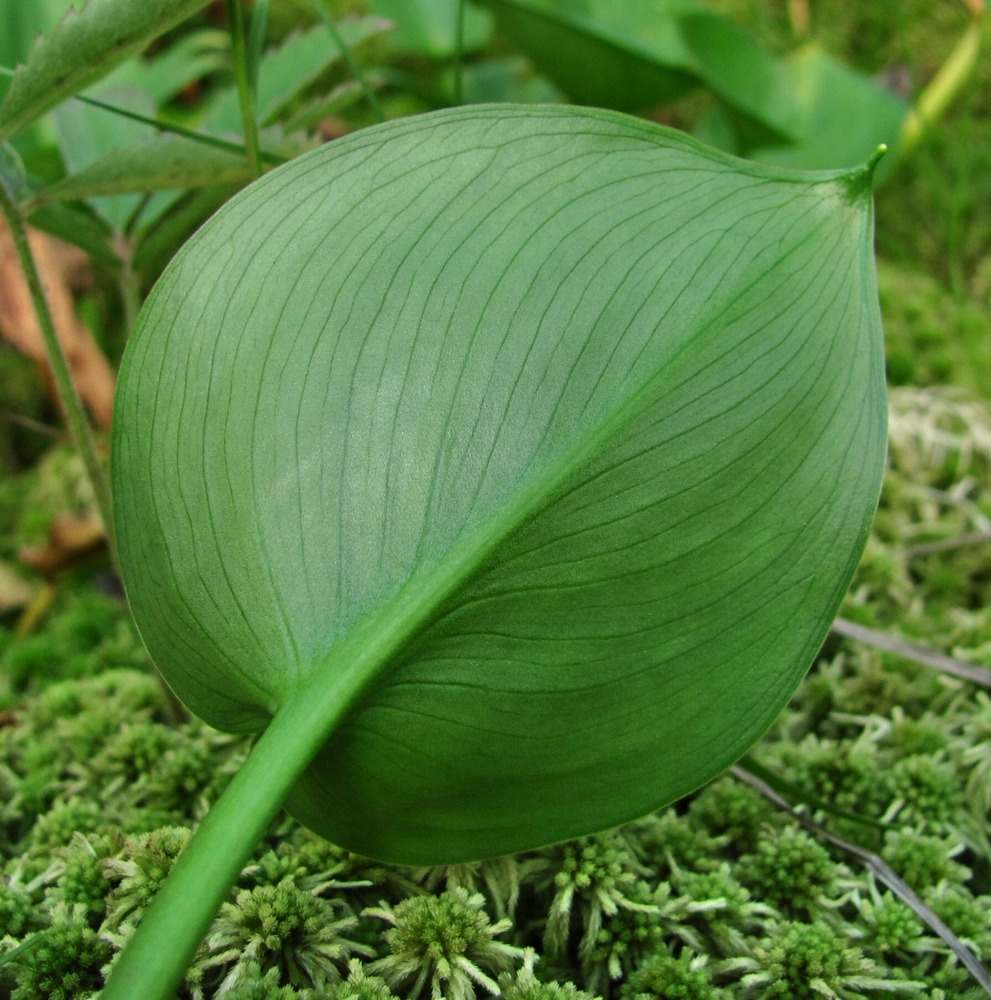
479 0 699 111
112 105 886 866
0 0 212 143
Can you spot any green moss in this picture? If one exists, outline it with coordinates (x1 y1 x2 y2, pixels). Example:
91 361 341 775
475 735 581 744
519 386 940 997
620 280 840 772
9 914 112 1000
0 879 44 938
201 876 365 992
884 754 964 829
625 950 722 1000
104 826 192 927
687 779 775 856
367 889 524 1000
324 960 398 1000
881 830 970 889
46 834 116 927
737 829 838 916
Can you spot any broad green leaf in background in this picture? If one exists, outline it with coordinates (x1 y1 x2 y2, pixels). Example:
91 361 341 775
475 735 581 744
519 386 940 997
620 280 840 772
370 0 495 58
745 45 908 180
676 9 799 148
444 56 562 105
0 0 214 143
114 105 886 871
479 0 698 111
479 0 798 142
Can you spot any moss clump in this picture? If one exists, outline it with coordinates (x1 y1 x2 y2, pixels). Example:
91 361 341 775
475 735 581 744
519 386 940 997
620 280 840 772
366 889 524 1000
9 912 112 1000
737 829 837 916
625 950 722 1000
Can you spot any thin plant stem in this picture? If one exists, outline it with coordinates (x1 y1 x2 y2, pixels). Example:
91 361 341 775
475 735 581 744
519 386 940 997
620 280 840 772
0 177 117 568
114 233 142 337
247 0 271 90
454 0 466 103
311 0 386 122
0 66 286 168
831 616 991 690
899 10 984 158
225 0 263 178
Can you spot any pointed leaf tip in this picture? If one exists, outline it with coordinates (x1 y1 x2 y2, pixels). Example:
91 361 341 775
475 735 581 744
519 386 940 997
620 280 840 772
868 143 889 171
840 143 888 201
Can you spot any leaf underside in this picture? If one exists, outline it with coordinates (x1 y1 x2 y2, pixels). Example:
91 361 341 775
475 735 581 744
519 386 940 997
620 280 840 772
112 105 886 864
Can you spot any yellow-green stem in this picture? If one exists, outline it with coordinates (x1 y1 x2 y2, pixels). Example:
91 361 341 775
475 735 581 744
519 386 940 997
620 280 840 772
0 178 117 567
900 13 985 156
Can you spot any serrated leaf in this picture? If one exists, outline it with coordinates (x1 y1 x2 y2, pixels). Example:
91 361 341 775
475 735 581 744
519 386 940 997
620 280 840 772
104 28 230 105
112 105 886 866
0 0 213 143
36 134 257 202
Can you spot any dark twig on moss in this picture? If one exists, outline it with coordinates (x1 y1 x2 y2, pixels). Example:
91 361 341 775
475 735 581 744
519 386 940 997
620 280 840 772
832 616 991 690
731 764 991 997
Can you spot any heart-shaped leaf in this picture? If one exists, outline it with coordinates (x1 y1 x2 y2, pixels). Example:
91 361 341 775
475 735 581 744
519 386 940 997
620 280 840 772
112 105 886 869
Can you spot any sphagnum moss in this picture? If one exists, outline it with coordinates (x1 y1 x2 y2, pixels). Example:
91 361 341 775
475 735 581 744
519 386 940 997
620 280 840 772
2 329 991 998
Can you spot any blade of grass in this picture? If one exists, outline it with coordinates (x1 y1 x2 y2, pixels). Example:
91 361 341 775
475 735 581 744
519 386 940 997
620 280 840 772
739 755 895 833
900 5 985 157
454 0 466 103
732 764 991 996
310 0 385 122
905 530 991 556
224 0 262 178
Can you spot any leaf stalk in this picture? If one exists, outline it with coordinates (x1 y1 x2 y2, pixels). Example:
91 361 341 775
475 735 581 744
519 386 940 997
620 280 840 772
100 662 373 999
311 0 386 122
